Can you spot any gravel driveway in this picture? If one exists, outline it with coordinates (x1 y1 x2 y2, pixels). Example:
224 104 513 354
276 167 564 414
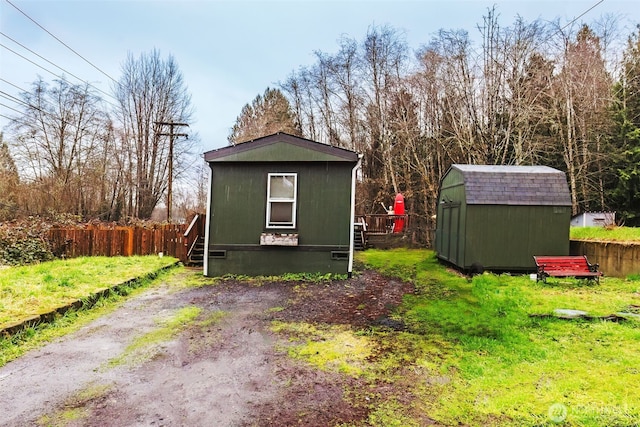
0 268 414 426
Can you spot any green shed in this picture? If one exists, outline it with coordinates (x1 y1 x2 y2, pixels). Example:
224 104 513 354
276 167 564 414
203 133 361 277
435 164 572 272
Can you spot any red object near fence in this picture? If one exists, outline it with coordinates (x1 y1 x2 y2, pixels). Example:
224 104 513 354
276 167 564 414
392 193 405 233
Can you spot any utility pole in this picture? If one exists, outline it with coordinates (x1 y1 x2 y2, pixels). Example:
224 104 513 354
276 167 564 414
156 121 189 223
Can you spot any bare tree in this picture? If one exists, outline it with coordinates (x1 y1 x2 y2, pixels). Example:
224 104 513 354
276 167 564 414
281 37 366 152
309 51 342 146
113 49 194 219
425 29 485 165
0 134 19 220
173 157 208 221
549 25 614 214
7 77 112 217
329 36 365 152
361 25 409 193
281 69 320 141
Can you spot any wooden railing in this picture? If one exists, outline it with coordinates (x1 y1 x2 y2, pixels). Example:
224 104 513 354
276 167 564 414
184 214 205 260
357 214 410 234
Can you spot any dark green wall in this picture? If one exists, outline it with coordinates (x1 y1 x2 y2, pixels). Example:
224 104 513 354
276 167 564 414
207 161 354 276
461 205 570 270
208 249 350 276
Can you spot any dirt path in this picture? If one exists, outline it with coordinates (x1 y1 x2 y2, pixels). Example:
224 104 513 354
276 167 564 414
0 269 413 426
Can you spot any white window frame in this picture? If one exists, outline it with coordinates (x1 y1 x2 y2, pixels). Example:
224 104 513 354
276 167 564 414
266 173 297 228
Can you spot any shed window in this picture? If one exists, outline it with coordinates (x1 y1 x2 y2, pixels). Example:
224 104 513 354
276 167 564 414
266 173 297 228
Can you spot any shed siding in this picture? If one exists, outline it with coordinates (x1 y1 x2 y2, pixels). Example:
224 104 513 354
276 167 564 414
463 205 570 269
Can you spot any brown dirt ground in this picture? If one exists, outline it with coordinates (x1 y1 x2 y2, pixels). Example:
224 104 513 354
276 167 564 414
0 268 433 427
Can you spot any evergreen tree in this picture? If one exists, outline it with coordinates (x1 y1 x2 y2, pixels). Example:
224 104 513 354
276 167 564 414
610 26 640 225
228 87 302 145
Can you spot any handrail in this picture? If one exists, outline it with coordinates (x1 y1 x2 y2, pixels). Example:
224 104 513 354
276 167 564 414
184 214 200 237
184 214 205 262
186 236 200 259
355 216 367 232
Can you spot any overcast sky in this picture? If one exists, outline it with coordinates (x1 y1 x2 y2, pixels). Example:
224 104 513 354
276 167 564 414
1 0 639 153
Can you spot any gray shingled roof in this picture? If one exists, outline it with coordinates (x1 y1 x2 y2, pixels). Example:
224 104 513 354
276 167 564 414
452 164 572 206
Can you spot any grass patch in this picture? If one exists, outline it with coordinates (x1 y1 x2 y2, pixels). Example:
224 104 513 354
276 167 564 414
104 305 201 369
0 255 178 329
356 249 640 426
365 400 422 427
271 321 373 377
179 271 224 288
218 272 349 286
571 226 640 242
0 266 184 367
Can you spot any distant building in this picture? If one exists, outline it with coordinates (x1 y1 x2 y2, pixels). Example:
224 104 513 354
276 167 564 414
571 212 616 227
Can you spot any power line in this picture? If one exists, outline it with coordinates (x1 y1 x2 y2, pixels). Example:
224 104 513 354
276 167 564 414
0 79 110 136
0 31 118 104
0 91 52 119
0 91 59 122
0 102 23 115
0 78 28 93
0 42 119 110
4 0 119 86
0 112 18 121
560 0 606 34
0 90 25 105
1 42 60 80
538 0 607 48
0 0 124 116
0 90 101 133
0 112 33 128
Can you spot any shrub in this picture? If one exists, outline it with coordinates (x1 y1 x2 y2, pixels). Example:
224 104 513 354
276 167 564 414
0 217 54 265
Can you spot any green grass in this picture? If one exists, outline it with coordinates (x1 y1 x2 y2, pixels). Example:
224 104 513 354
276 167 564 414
354 249 640 427
0 259 184 367
0 255 178 329
217 271 349 285
271 321 373 377
571 226 640 242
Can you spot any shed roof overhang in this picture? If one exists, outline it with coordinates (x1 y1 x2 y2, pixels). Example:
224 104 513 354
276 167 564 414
204 132 359 163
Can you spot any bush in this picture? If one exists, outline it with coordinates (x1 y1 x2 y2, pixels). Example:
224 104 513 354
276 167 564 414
0 217 54 265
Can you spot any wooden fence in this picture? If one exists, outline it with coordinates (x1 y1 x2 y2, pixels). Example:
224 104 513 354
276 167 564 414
48 224 189 263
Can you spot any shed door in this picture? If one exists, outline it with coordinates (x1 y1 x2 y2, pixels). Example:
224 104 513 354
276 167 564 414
441 203 460 264
448 205 460 264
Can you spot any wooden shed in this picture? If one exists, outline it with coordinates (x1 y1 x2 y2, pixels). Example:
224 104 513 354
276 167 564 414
203 133 361 277
435 164 572 272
